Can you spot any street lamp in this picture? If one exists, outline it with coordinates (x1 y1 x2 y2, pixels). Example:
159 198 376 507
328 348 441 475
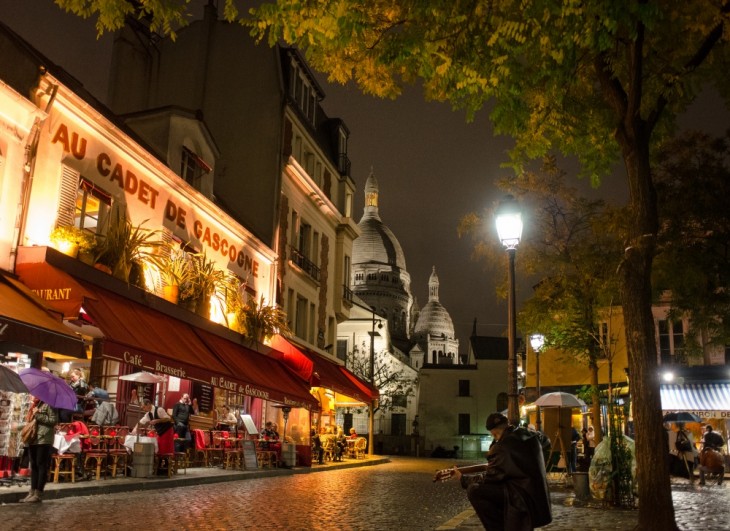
530 333 545 431
368 306 382 457
496 194 523 426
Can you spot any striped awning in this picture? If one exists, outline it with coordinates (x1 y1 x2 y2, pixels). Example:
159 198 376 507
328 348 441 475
661 383 730 414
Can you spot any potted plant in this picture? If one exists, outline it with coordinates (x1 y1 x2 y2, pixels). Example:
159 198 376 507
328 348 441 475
183 250 235 318
154 243 195 304
236 295 291 350
95 210 163 286
49 225 95 259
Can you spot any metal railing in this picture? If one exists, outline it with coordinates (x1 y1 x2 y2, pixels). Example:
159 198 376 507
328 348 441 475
289 246 320 281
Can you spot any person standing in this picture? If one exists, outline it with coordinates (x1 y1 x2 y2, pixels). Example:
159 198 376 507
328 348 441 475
20 398 57 503
672 422 697 482
172 393 194 446
436 412 552 530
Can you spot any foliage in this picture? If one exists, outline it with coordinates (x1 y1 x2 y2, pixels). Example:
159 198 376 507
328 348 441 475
95 209 163 284
236 295 290 348
50 225 98 253
50 1 730 525
653 130 730 356
348 340 417 412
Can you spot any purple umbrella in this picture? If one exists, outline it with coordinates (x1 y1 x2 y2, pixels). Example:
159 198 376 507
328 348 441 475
19 368 78 410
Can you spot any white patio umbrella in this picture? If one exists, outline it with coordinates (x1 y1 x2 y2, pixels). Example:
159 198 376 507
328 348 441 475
119 371 166 383
535 391 585 408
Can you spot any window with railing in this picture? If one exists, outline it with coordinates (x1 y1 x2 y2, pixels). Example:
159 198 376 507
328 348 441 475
342 285 353 302
290 245 320 281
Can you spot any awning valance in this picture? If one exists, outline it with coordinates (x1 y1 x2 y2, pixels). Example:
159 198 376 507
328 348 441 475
193 329 317 409
0 271 85 358
15 260 94 319
78 282 314 408
661 383 730 416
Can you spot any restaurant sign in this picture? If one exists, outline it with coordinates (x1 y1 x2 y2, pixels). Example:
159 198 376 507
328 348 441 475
51 122 270 291
109 343 309 408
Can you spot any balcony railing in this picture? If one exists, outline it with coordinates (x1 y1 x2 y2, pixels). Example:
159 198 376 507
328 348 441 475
338 153 351 176
343 285 353 303
289 246 320 282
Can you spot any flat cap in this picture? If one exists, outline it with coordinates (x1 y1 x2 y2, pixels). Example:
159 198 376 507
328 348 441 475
486 412 508 430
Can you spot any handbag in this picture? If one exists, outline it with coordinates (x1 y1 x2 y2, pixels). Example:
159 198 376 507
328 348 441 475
20 418 37 445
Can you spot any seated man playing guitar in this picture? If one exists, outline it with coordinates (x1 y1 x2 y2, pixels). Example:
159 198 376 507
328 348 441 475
434 413 552 531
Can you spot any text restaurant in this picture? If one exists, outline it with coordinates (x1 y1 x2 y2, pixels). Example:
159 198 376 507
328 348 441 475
0 38 324 478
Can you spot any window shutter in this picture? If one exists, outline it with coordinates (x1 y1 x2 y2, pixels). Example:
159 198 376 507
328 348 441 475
57 165 80 227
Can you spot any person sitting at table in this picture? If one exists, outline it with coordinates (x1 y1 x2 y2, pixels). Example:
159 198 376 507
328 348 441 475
64 420 90 480
334 427 346 462
262 421 279 441
348 427 358 439
311 428 323 465
216 405 237 432
138 399 174 455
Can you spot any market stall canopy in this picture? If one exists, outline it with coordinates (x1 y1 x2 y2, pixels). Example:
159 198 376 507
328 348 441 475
0 271 85 358
661 383 730 417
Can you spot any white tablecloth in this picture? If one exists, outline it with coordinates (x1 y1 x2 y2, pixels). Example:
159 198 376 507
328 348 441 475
53 432 81 455
123 435 158 454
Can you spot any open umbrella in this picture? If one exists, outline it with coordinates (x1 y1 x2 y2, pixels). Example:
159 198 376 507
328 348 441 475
0 365 29 394
119 371 166 383
534 391 585 408
18 367 77 410
663 411 701 424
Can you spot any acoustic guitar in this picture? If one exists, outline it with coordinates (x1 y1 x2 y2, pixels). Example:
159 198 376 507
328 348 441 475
433 463 487 483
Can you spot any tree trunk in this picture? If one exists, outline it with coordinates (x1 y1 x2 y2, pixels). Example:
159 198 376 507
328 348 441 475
620 139 678 529
590 364 602 445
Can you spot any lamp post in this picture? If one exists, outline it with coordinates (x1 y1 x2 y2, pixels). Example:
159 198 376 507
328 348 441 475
530 333 545 431
367 306 381 457
496 194 523 426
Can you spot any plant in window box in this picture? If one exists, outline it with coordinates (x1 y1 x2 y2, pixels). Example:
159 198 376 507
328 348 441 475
152 243 195 304
49 225 91 258
94 209 163 287
183 250 235 318
236 295 291 351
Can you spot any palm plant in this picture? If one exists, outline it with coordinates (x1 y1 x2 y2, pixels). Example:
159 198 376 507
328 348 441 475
95 209 163 285
184 250 237 317
236 295 290 349
151 242 196 303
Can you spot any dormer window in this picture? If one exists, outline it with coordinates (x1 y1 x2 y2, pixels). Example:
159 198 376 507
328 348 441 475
289 60 318 126
181 146 211 189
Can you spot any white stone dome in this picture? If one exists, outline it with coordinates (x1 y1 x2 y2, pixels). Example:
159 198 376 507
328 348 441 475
352 172 407 269
413 267 455 339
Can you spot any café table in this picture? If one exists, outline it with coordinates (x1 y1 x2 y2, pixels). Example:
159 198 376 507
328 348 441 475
53 432 81 455
123 434 159 454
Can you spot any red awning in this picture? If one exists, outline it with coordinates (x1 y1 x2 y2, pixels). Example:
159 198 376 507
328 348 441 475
270 336 377 403
193 330 316 409
0 272 85 358
269 334 314 382
15 260 94 319
78 281 314 408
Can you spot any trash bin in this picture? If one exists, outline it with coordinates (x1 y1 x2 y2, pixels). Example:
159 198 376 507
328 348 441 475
572 471 590 500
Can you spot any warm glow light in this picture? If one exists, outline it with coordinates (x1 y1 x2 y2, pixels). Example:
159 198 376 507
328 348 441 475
62 362 70 374
662 371 674 382
495 195 523 249
530 334 545 352
209 292 225 324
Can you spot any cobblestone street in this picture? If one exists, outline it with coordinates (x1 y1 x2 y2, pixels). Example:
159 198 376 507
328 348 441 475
0 457 727 530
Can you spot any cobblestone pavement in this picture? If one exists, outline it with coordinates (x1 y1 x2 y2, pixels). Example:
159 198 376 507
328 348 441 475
0 457 727 530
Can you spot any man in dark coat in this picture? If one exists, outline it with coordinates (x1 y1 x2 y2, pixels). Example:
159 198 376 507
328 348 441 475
449 412 552 530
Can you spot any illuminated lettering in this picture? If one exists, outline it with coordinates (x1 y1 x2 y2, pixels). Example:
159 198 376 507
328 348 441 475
51 124 86 159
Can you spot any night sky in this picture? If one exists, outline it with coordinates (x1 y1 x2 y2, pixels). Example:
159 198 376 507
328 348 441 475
3 1 728 354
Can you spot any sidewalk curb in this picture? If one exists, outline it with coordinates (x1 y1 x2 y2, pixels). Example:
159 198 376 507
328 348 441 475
0 457 391 504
